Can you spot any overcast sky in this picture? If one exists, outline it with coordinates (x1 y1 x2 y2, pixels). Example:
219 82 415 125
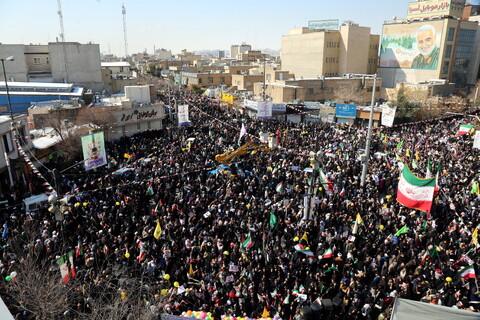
1 0 419 57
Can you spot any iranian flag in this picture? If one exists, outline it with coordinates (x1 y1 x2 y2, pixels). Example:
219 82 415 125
322 248 334 259
57 251 75 284
456 124 474 136
294 244 315 257
276 182 284 193
138 241 147 262
396 165 436 214
319 168 333 193
75 240 84 257
459 265 476 279
242 235 254 249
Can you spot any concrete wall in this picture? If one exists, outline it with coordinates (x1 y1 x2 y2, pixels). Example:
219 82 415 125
48 43 103 92
281 26 378 79
0 45 29 82
339 25 371 75
281 30 327 78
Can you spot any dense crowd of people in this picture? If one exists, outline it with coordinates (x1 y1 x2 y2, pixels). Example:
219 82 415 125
1 91 480 319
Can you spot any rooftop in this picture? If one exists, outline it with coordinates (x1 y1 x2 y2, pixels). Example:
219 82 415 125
101 61 131 68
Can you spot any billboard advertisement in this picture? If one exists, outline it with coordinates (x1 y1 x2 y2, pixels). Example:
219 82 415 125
81 132 107 171
408 0 466 18
308 19 339 30
380 20 444 70
335 104 357 119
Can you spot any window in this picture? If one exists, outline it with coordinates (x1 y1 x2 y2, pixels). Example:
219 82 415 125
2 134 11 153
198 78 203 84
447 27 455 41
208 77 213 84
33 58 41 64
266 74 271 81
307 88 314 94
442 61 450 74
220 77 225 84
445 45 452 59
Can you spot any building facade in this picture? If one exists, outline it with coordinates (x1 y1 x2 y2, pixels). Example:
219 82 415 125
0 43 103 92
253 76 382 104
280 24 380 79
101 61 136 94
231 43 252 59
0 114 32 194
379 0 478 88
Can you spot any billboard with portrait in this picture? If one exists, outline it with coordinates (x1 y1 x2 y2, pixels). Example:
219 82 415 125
379 20 444 70
81 131 107 171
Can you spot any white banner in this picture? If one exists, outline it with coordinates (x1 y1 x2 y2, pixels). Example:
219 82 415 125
381 104 396 127
81 131 107 171
474 131 480 149
257 101 272 119
177 104 190 126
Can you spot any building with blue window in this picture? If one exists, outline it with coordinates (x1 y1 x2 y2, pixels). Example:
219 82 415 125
379 0 479 88
0 82 84 115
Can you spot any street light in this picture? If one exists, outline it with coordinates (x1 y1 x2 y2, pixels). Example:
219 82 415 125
360 74 378 186
0 56 15 121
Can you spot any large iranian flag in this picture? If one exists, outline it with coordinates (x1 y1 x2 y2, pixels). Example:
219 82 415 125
397 165 436 213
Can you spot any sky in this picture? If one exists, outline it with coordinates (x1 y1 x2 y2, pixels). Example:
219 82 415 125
1 0 416 57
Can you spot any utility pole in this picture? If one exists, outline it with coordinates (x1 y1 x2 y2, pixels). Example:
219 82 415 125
360 74 378 186
263 55 266 101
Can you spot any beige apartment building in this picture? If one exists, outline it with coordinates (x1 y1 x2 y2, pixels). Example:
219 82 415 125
253 76 382 104
181 72 231 87
232 74 264 91
280 24 380 78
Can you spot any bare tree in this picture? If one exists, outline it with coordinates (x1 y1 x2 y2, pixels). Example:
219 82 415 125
3 223 80 319
333 83 367 105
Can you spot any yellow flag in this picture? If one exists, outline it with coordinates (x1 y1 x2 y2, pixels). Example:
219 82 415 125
356 213 363 224
188 264 194 277
415 151 420 162
154 221 162 240
301 232 308 244
406 148 411 157
473 228 478 247
124 153 132 159
262 307 270 318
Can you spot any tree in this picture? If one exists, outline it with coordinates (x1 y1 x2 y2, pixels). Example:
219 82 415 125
146 64 162 78
191 84 205 96
2 223 80 319
333 83 366 105
393 87 421 124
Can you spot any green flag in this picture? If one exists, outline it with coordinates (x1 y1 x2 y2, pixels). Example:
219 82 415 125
412 159 418 169
270 212 277 228
395 225 409 236
396 140 404 151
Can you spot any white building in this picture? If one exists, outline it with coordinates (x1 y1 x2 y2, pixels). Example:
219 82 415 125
0 114 32 193
0 43 103 92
